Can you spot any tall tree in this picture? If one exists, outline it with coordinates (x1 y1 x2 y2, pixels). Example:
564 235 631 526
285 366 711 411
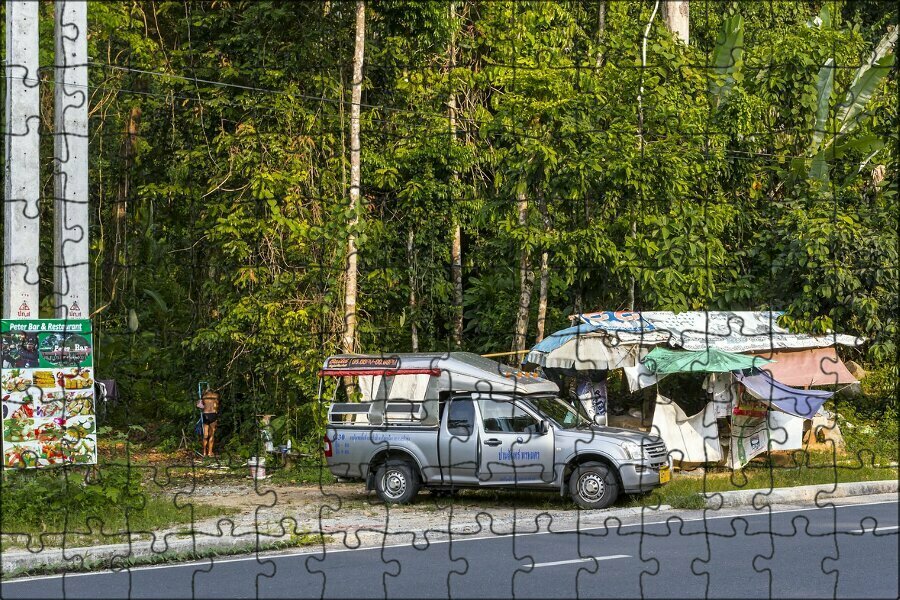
512 191 534 354
407 228 419 352
663 0 689 44
343 0 366 354
595 0 607 67
106 106 141 304
534 199 551 342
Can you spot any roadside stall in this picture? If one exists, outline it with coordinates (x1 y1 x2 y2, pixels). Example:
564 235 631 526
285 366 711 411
524 311 863 470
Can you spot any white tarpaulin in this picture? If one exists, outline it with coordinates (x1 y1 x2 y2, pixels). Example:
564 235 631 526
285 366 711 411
729 408 805 469
651 395 722 464
768 410 805 451
624 362 661 391
534 335 648 371
579 310 864 353
359 374 433 402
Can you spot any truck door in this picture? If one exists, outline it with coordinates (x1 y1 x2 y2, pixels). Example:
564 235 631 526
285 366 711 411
477 399 555 485
438 396 480 485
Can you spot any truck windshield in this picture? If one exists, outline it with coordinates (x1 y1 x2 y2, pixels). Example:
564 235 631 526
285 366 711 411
524 397 592 429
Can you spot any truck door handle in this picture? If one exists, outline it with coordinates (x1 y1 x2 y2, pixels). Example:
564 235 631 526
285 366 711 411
484 439 502 447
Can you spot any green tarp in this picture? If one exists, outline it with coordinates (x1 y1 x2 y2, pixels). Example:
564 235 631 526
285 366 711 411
643 347 772 375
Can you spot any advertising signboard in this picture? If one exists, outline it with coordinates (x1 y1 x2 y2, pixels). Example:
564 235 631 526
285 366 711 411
1 319 97 468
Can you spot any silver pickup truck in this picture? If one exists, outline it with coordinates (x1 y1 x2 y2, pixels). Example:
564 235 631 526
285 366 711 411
322 352 669 509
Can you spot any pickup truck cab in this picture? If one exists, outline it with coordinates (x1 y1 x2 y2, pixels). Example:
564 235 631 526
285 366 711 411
322 352 669 509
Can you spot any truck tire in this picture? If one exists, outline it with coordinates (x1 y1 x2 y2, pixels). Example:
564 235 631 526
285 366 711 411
375 460 420 504
568 462 619 509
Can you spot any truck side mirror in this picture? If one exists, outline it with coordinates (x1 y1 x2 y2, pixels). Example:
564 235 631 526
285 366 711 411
538 420 549 435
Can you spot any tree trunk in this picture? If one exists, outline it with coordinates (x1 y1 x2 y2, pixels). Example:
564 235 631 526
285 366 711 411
449 1 464 349
663 0 689 44
342 0 365 354
407 228 419 352
512 192 534 355
595 0 606 68
535 250 550 343
629 219 637 311
534 198 551 343
106 106 141 303
451 224 463 347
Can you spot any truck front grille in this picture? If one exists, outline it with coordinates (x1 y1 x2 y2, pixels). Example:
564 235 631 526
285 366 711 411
644 440 668 462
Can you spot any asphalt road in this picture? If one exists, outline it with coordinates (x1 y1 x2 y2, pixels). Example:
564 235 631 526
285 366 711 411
3 499 897 599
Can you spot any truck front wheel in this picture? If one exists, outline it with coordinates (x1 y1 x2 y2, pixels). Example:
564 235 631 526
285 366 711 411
569 462 619 509
375 460 421 504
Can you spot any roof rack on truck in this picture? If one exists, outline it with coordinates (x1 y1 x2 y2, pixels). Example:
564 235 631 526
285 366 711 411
318 352 559 427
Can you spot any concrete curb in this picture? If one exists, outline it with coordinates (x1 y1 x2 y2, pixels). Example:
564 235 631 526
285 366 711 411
0 533 276 576
0 503 670 577
3 481 895 577
703 479 899 509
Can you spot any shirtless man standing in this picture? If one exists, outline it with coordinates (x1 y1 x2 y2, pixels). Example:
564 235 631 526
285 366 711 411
200 389 221 457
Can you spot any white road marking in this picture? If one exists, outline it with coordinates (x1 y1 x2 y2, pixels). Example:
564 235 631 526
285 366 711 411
529 554 629 568
5 499 896 584
851 525 899 533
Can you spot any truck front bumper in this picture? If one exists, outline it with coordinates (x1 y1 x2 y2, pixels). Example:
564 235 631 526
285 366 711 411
619 462 669 494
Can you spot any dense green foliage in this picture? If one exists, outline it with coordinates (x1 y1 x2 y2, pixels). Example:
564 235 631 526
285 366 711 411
1 1 896 446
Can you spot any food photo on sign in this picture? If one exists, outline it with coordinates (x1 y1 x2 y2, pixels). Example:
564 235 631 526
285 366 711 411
4 443 41 468
36 394 65 418
65 391 94 416
2 368 33 392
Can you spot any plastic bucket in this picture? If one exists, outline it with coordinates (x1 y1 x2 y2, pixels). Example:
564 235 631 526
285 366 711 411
248 456 267 479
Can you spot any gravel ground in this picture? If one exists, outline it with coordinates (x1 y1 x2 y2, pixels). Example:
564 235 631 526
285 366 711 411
163 473 620 550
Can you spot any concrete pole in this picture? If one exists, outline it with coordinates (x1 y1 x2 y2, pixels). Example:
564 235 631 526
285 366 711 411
53 0 90 319
3 1 41 320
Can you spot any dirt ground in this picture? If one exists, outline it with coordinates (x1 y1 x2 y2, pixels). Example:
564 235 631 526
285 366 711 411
162 468 604 550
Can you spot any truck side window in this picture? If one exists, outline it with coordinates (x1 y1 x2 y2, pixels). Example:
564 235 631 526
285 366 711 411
447 399 475 437
479 401 538 434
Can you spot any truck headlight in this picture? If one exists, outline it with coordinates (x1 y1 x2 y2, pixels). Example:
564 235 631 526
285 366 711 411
620 441 645 460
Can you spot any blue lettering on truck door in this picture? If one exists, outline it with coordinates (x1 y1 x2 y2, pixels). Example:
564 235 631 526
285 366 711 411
477 400 554 484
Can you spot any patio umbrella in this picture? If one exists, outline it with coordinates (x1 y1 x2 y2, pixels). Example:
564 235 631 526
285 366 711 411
542 335 648 370
643 347 772 375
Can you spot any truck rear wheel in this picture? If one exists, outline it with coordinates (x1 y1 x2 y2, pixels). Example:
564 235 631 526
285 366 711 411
569 462 619 509
375 460 420 504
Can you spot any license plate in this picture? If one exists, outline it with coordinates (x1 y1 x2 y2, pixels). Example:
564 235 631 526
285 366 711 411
658 466 671 484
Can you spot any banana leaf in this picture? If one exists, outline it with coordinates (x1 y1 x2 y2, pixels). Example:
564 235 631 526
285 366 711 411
709 15 744 109
835 27 897 137
845 26 898 95
810 58 834 154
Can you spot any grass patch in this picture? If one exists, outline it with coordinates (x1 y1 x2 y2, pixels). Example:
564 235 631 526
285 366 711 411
1 466 230 549
268 459 336 486
632 451 898 509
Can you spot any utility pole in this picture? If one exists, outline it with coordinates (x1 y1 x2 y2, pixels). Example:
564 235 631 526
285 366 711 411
53 0 90 319
449 0 464 349
342 0 365 353
3 0 41 320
